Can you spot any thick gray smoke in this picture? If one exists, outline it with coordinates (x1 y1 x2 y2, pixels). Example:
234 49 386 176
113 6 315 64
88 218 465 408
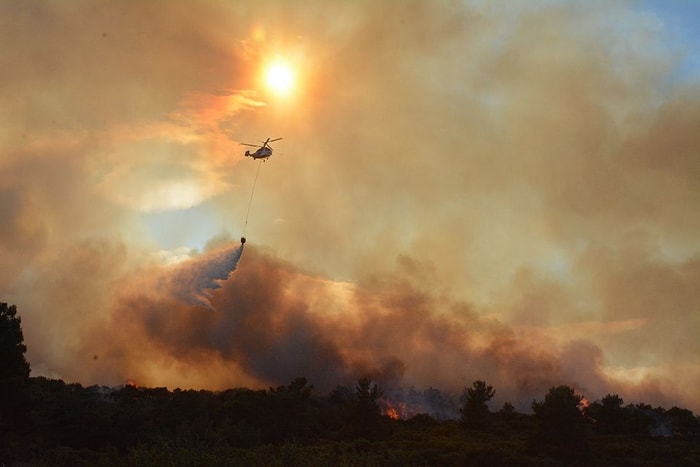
2 0 699 413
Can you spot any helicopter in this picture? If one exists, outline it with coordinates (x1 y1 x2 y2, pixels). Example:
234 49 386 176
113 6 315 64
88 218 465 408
241 137 282 161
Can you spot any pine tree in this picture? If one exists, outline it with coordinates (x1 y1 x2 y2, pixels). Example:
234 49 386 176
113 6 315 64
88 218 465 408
460 380 495 429
0 302 31 431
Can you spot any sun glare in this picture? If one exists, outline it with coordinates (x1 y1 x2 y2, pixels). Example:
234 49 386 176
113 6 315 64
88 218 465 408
265 62 294 95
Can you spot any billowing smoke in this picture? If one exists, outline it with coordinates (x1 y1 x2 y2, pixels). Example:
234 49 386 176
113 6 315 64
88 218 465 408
2 0 699 413
83 246 648 412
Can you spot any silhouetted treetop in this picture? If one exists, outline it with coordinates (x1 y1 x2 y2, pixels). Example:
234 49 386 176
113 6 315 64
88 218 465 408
0 302 30 380
460 380 495 429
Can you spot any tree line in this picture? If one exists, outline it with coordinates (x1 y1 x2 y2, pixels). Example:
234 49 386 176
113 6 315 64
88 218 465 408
1 302 698 466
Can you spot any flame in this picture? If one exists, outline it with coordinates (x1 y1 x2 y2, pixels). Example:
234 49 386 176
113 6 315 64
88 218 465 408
578 396 590 412
380 399 411 420
384 405 400 420
126 379 137 388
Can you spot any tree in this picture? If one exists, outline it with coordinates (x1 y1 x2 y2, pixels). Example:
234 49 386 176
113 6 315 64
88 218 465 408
460 380 495 429
352 377 383 438
498 401 517 420
601 393 624 410
355 376 383 418
0 303 30 381
267 377 316 442
0 302 31 432
532 385 586 447
666 406 699 437
588 393 626 434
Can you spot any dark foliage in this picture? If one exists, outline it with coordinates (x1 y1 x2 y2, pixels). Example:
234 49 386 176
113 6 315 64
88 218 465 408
0 303 30 381
531 385 589 459
0 302 32 454
587 393 627 434
2 303 699 465
459 380 495 430
8 375 697 466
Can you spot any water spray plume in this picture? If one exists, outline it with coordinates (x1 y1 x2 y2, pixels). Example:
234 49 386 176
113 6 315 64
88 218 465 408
174 243 245 309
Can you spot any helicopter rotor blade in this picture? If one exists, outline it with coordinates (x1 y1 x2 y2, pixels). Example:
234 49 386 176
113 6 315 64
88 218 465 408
240 143 259 147
258 137 282 145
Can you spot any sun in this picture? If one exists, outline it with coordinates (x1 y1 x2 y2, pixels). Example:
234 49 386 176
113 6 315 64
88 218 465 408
264 61 294 95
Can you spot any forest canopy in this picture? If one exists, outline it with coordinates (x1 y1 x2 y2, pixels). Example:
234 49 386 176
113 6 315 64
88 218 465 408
1 302 698 466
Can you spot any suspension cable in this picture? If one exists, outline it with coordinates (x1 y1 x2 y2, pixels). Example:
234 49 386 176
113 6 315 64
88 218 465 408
242 159 263 237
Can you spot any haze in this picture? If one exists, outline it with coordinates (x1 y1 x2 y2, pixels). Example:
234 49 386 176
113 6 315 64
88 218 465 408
1 0 699 412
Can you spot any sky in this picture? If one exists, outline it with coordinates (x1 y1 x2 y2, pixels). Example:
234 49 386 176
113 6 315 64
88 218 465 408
1 0 699 413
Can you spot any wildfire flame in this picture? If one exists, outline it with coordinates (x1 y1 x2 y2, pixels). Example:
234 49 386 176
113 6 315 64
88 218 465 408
384 404 400 420
578 396 590 412
380 399 411 420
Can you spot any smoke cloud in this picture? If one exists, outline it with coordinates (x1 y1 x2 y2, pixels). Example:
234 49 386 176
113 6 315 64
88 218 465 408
2 0 699 413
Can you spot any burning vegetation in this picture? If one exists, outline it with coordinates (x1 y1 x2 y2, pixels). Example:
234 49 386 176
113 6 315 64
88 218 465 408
7 375 700 465
3 301 699 464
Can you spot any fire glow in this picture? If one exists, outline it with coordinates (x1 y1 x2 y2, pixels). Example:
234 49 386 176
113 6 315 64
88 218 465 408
380 399 419 420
